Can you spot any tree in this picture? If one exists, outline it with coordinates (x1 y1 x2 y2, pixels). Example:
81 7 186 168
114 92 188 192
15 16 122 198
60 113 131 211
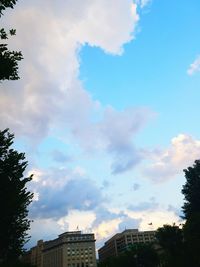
129 243 159 267
182 159 200 219
156 224 184 267
182 160 200 266
0 0 23 81
98 243 159 267
0 129 33 264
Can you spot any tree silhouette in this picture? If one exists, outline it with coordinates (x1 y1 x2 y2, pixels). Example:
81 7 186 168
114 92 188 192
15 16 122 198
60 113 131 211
0 129 33 263
182 159 200 219
98 243 159 267
156 224 184 267
182 160 200 266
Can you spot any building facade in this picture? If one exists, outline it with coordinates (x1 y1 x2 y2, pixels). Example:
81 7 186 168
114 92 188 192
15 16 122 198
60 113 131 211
98 229 156 262
23 231 97 267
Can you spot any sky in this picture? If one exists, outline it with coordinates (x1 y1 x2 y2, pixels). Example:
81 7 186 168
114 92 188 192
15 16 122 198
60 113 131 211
1 0 200 250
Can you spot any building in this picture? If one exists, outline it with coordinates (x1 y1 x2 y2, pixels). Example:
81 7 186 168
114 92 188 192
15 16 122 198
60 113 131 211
23 231 97 267
21 240 44 267
98 229 156 262
31 240 44 267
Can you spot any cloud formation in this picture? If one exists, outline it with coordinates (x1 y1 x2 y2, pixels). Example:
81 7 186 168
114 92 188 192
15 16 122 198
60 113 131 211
0 0 139 137
144 134 200 182
0 0 150 174
29 168 103 219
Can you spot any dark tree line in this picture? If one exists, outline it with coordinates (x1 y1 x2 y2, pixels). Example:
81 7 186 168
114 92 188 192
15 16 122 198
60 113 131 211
0 129 33 266
182 160 200 266
98 243 159 267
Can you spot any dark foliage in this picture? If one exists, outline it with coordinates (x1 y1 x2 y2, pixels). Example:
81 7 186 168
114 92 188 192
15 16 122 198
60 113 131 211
182 160 200 266
0 0 17 17
0 0 23 81
0 129 33 263
182 159 200 219
98 243 159 267
156 224 185 267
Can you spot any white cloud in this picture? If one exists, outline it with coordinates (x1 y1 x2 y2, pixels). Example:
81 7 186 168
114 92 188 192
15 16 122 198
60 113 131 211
0 0 149 172
93 218 121 241
144 134 200 182
187 55 200 75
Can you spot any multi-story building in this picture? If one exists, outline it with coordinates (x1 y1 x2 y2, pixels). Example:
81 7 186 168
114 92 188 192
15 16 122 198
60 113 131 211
98 229 156 262
23 231 97 267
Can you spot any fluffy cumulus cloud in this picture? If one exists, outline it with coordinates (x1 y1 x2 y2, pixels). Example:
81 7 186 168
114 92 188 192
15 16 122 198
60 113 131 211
0 0 150 173
0 0 139 138
92 210 141 244
187 55 200 75
144 134 200 182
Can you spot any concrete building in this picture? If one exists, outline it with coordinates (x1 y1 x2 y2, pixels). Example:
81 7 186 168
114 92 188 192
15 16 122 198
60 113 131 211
98 229 156 262
23 231 97 267
31 240 44 267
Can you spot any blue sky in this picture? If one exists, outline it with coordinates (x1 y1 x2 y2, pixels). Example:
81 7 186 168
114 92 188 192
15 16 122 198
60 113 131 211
1 0 200 250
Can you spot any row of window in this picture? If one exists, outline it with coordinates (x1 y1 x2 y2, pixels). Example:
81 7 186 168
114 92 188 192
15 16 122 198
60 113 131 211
65 236 93 241
126 236 154 241
67 247 93 251
67 252 93 255
126 234 155 238
67 257 93 261
67 263 94 267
